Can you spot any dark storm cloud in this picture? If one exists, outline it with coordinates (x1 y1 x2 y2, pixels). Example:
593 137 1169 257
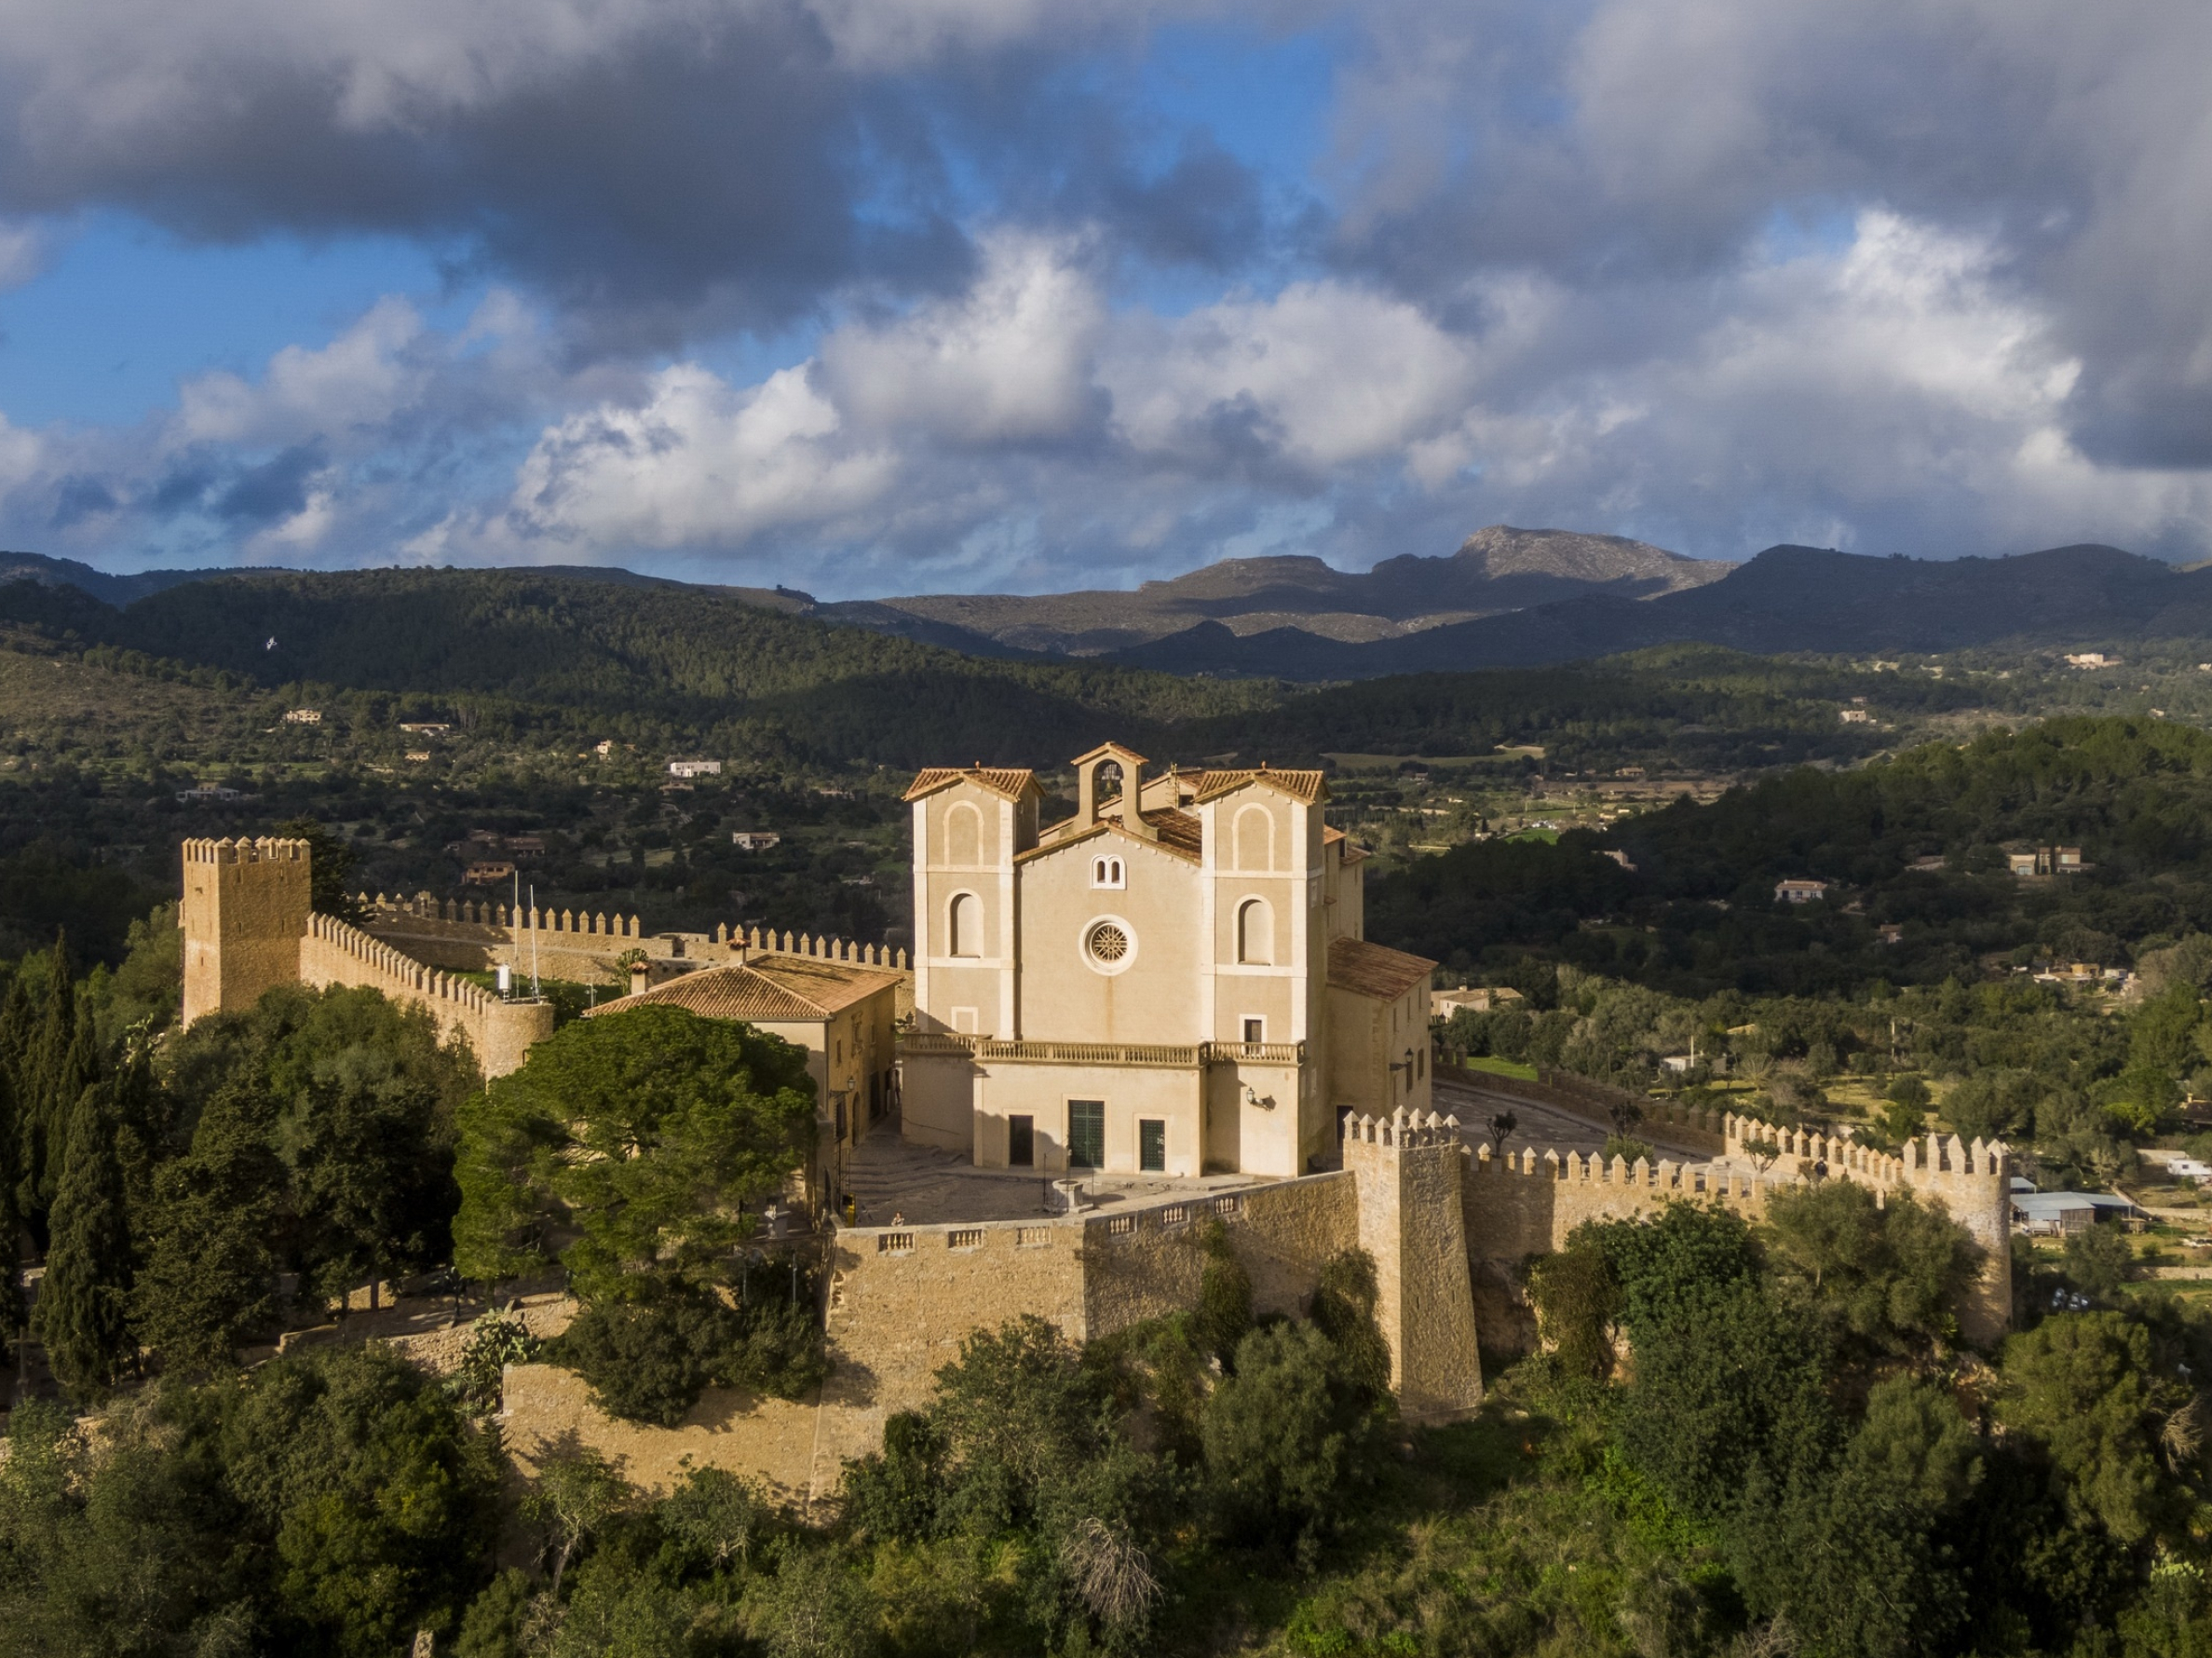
1323 0 2212 475
0 0 2205 582
0 1 1274 351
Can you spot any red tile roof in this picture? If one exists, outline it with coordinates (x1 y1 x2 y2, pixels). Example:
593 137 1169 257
902 766 1040 803
1192 767 1329 805
585 955 902 1022
1327 936 1436 1001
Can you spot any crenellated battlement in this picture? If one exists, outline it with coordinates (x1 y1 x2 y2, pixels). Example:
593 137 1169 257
1341 1108 1462 1151
354 893 909 991
183 835 309 865
298 908 553 1075
305 911 502 1017
1451 1106 2014 1344
1472 1141 1774 1206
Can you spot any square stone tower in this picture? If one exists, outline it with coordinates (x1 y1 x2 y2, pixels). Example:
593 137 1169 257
181 837 312 1025
1346 1108 1485 1422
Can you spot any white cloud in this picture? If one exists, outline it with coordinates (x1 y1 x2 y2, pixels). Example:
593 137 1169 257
1405 210 2212 555
1103 279 1476 471
0 218 51 291
820 233 1106 444
499 363 898 550
172 297 434 448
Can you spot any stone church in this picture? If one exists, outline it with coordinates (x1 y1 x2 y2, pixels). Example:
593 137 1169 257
898 741 1440 1180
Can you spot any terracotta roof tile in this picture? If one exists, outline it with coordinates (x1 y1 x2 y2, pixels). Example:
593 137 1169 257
902 766 1039 803
1017 812 1202 865
1191 768 1328 806
585 955 902 1023
1146 807 1203 859
1327 936 1435 1001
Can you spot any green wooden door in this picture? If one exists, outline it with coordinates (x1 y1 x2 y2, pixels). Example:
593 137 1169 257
1068 1100 1105 1168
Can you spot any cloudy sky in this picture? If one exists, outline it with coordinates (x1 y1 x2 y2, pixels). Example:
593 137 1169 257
0 0 2207 595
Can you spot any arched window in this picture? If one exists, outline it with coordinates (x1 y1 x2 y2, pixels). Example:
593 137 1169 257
1233 805 1274 872
1236 897 1273 964
945 802 982 865
948 892 983 958
1091 856 1125 890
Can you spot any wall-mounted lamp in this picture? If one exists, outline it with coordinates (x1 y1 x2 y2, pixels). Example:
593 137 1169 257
1242 1083 1276 1110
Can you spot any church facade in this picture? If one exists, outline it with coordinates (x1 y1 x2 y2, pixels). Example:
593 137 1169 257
899 742 1437 1179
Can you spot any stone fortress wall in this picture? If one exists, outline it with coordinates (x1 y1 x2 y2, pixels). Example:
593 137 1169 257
356 892 910 1014
1458 1110 2014 1343
811 1103 2013 1450
298 910 555 1079
179 841 908 1078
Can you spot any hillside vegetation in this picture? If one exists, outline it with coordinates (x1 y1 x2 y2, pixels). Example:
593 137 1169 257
1370 715 2212 994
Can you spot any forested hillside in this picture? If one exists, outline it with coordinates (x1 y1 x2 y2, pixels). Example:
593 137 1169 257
1370 716 2212 992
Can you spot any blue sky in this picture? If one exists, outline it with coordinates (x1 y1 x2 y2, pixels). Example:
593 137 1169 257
0 0 2205 595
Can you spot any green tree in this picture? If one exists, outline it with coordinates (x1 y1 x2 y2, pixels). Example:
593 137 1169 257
1877 1074 1931 1144
658 1465 773 1571
219 1343 504 1656
455 1006 815 1300
1201 1322 1353 1555
86 903 183 1049
275 817 364 923
33 1080 138 1403
2063 1222 2136 1303
521 1444 630 1597
0 1395 248 1656
134 1079 283 1373
924 1314 1113 1536
1191 1219 1253 1366
551 1287 744 1428
743 1547 883 1658
1762 1181 1980 1355
1998 1311 2184 1548
1748 1376 1984 1658
1310 1248 1392 1407
19 935 99 1235
1527 1237 1619 1381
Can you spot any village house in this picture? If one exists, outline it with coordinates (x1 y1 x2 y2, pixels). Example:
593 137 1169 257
668 757 723 778
2009 845 2090 877
1432 985 1524 1014
282 708 322 726
732 832 782 850
1774 878 1828 904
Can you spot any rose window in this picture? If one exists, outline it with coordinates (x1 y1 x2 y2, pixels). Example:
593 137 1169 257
1087 922 1131 964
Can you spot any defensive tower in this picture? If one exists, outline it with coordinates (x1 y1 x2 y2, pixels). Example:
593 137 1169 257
181 836 311 1025
1345 1108 1484 1421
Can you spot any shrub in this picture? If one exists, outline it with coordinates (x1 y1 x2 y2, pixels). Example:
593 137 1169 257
1201 1323 1352 1555
446 1312 540 1420
552 1289 744 1427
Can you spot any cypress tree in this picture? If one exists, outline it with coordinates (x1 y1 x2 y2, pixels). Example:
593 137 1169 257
135 1078 283 1375
0 972 34 1104
0 1048 19 1358
20 933 99 1237
34 1080 138 1403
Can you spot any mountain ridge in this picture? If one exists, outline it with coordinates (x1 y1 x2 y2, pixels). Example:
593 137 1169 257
1105 542 2212 677
819 525 1729 653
